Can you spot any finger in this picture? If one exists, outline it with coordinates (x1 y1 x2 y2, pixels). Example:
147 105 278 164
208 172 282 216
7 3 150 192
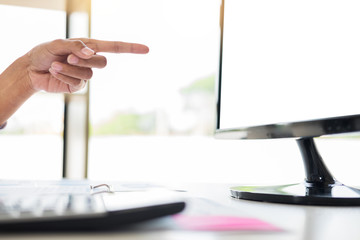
49 68 87 92
46 39 95 60
73 38 150 54
51 61 93 80
69 79 87 93
67 54 107 69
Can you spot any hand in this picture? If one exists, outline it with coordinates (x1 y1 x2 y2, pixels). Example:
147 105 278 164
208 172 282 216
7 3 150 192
26 38 149 93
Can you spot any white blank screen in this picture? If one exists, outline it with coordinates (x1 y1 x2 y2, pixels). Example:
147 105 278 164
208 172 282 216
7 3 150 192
220 0 360 129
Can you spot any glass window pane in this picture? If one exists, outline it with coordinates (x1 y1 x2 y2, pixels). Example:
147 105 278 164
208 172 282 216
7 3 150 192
89 0 220 182
0 4 66 180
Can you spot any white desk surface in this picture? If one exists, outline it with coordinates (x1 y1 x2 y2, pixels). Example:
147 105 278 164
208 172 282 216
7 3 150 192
1 182 360 240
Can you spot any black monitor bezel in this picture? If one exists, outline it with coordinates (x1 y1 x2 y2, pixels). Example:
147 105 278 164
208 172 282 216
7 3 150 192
215 0 360 140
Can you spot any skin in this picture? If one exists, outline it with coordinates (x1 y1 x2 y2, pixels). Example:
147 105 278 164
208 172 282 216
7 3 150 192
0 38 149 126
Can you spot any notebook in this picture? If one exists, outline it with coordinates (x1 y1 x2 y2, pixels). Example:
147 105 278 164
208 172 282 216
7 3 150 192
0 180 185 231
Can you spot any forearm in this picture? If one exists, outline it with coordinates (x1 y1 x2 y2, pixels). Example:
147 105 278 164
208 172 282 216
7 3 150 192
0 54 37 125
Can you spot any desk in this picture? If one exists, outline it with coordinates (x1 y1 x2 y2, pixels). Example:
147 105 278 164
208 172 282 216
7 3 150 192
2 182 360 240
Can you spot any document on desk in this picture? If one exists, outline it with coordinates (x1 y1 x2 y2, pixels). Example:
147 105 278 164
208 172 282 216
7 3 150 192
172 197 280 232
173 215 278 231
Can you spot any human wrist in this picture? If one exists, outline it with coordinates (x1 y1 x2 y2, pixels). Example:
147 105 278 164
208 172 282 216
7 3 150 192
2 54 38 96
18 53 38 95
0 54 37 124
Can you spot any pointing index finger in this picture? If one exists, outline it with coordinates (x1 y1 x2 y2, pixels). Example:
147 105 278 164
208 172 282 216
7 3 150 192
81 39 150 54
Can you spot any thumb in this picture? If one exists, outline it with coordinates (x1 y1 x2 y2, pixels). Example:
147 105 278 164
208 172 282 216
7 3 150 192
46 39 95 59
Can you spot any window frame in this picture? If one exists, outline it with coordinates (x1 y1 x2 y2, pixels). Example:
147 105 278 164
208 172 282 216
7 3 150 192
0 0 91 179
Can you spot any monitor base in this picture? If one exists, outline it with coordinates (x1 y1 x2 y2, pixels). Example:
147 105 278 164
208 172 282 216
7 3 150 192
230 137 360 205
230 182 360 205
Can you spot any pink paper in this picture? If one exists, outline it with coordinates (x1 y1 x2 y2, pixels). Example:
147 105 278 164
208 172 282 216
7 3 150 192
172 214 280 231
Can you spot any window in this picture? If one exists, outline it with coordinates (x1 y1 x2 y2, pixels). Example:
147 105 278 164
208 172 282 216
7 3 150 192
89 0 221 182
0 2 66 179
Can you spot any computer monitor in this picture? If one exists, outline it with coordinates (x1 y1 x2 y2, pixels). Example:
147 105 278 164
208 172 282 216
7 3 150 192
216 0 360 205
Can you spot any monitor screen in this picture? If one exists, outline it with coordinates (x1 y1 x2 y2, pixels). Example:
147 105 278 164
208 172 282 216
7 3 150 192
218 0 360 136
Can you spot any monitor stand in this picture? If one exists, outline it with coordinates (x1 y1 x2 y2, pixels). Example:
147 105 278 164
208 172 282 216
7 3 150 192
230 137 360 205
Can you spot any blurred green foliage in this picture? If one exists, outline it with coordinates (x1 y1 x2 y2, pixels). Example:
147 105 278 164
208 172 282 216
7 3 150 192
91 113 155 135
181 74 215 94
91 74 216 136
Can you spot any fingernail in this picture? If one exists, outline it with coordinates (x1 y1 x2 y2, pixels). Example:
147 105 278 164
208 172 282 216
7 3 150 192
68 55 79 64
81 47 94 56
49 68 58 76
51 63 62 72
